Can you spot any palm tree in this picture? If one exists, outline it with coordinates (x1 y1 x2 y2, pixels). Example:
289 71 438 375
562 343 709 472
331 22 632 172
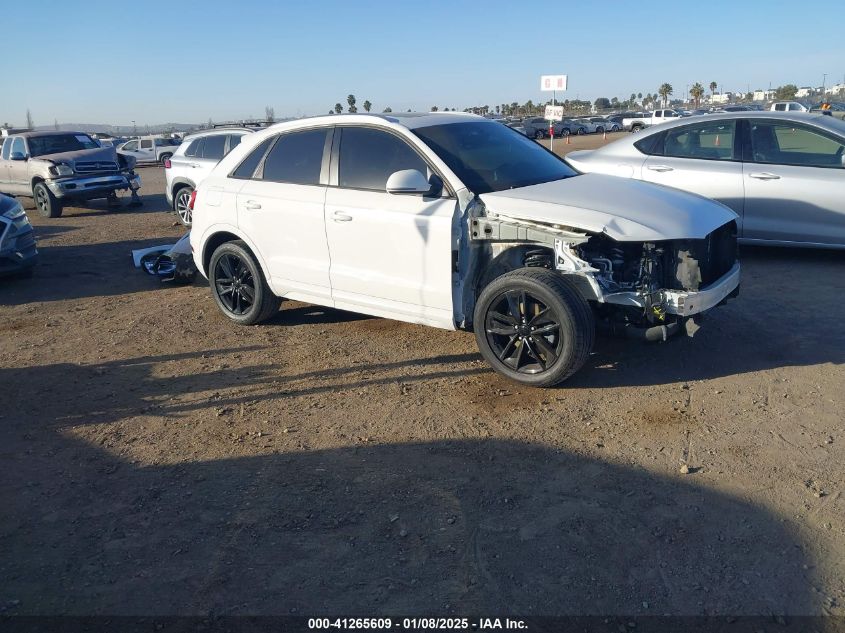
382 107 392 113
363 100 372 113
689 83 705 108
658 83 673 107
334 103 343 114
347 94 357 113
709 81 717 97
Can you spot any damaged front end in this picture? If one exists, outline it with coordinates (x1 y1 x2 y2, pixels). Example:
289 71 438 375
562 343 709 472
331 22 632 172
465 201 740 341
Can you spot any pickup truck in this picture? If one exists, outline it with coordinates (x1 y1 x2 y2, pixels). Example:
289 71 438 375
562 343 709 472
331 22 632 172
117 136 182 165
0 131 140 218
623 109 683 132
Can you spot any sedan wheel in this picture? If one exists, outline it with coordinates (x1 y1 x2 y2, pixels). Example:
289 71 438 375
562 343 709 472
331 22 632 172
534 129 545 140
174 186 194 226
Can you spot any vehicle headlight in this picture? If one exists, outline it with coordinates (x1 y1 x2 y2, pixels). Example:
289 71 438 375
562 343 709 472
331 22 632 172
50 163 74 176
2 200 26 220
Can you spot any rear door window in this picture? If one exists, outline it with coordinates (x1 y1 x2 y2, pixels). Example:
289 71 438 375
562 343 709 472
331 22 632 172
260 129 328 185
140 139 153 149
338 127 427 191
662 120 736 160
201 135 227 160
227 134 244 154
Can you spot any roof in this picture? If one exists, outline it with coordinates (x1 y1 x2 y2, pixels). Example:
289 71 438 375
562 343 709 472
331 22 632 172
13 130 91 138
266 111 484 132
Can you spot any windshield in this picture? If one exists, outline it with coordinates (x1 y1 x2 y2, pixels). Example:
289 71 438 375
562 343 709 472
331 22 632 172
28 134 99 157
412 121 576 195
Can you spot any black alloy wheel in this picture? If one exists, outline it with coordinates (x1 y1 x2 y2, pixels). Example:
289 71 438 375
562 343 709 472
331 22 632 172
474 268 594 386
209 240 281 325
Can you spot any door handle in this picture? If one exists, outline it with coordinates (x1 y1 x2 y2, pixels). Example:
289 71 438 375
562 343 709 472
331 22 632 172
748 172 780 180
332 211 353 222
244 200 262 210
189 163 201 168
647 165 674 172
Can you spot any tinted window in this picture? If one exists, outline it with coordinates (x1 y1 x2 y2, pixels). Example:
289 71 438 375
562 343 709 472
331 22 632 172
227 134 243 153
184 138 203 157
123 140 138 151
749 122 845 168
28 134 98 157
140 139 153 149
634 131 665 155
261 129 327 185
202 135 227 160
663 120 735 160
414 121 576 195
339 128 427 191
1 139 10 159
12 138 25 156
231 137 274 179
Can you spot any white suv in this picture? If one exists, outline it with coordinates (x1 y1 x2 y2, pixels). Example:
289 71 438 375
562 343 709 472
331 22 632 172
165 128 255 225
190 113 740 386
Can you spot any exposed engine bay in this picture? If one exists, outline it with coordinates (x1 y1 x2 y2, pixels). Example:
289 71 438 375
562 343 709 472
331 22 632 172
464 205 740 339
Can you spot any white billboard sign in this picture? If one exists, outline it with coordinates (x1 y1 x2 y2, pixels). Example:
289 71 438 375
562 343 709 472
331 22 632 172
545 105 564 121
541 75 568 92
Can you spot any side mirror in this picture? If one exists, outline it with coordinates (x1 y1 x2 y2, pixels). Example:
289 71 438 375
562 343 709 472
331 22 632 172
386 169 433 195
10 152 26 161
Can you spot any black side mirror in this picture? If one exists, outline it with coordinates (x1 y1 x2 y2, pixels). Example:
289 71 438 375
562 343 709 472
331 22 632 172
427 174 444 198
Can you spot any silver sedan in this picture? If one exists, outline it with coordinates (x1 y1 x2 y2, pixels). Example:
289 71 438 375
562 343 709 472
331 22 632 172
565 112 845 249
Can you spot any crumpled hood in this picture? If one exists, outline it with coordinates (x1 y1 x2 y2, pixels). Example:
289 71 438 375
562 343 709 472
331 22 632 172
39 146 119 167
478 173 738 241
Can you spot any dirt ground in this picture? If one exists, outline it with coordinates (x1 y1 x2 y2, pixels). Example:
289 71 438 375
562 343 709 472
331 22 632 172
1 134 844 619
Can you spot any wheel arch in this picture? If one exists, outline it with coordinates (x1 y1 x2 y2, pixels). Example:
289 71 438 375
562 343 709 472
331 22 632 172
475 244 557 298
200 227 270 282
170 177 196 199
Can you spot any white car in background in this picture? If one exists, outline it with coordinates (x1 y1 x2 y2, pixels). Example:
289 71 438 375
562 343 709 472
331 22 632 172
189 113 740 387
165 128 256 225
117 136 181 165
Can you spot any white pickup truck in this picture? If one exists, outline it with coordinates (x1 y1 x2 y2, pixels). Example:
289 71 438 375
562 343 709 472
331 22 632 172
623 109 683 132
117 136 182 165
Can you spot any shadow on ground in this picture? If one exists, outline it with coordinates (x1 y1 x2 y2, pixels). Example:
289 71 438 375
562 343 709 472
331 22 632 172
1 429 816 616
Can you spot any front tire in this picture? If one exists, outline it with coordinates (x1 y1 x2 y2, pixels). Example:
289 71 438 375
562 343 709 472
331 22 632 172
33 182 62 218
534 129 545 140
473 269 594 387
173 185 194 226
209 241 281 325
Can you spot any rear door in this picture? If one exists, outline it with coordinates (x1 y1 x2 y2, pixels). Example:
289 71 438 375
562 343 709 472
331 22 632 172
137 138 156 163
640 118 745 221
235 128 333 303
323 126 457 328
742 119 845 246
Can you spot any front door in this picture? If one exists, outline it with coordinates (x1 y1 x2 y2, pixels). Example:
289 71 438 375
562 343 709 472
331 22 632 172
235 127 333 303
6 137 31 195
640 119 745 222
324 126 457 328
742 119 845 246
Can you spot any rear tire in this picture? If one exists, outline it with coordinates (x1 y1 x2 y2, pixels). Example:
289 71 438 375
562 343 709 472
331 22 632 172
33 182 62 218
160 153 173 164
173 185 194 226
534 129 545 140
473 268 594 387
209 240 280 325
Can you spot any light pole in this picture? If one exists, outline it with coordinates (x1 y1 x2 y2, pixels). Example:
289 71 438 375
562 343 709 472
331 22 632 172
822 73 827 96
131 120 136 135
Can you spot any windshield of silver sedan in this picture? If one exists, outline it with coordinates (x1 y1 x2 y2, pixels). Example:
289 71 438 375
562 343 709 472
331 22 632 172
413 121 577 195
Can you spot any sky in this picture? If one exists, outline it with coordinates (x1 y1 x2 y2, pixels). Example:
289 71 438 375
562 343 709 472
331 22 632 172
1 0 842 127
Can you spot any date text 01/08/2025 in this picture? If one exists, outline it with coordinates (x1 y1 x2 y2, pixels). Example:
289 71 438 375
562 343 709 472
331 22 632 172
307 618 528 630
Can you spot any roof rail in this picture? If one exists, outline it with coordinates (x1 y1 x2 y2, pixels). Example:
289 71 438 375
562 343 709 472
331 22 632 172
211 120 275 129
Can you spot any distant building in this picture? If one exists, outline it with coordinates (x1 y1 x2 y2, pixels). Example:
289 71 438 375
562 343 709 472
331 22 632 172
825 83 845 97
753 89 776 101
795 86 817 98
709 92 733 104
